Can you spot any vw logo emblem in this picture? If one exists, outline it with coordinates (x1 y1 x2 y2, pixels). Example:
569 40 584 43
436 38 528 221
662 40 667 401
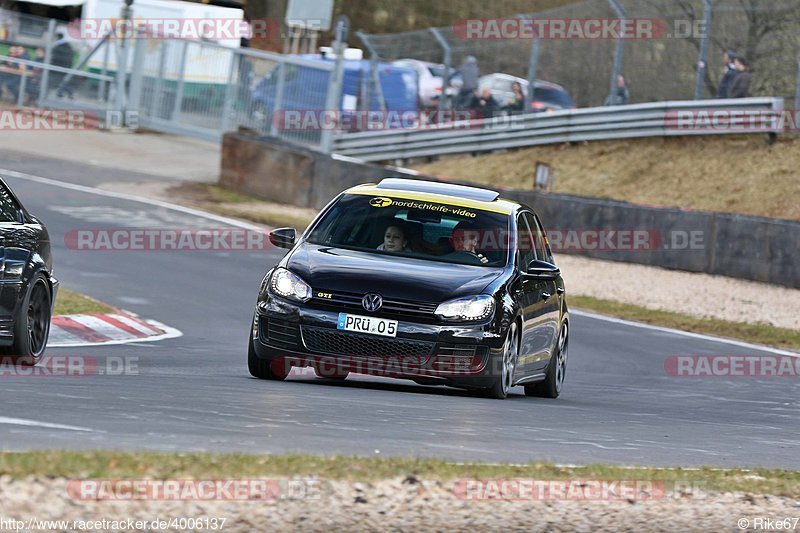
362 293 383 312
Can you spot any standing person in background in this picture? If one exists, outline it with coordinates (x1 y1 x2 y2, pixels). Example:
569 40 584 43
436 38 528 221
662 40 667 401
716 49 737 98
50 31 74 98
0 46 27 101
504 81 525 114
456 55 479 109
469 87 498 120
729 57 752 98
605 74 629 106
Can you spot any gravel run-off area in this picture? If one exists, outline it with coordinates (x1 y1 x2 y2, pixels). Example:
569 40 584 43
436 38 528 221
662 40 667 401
1 476 799 532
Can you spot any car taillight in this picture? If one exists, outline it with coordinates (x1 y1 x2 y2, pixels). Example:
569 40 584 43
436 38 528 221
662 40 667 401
531 101 546 110
434 86 442 92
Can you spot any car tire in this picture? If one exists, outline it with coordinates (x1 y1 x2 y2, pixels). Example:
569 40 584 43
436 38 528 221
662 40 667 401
9 274 51 366
248 335 286 381
525 322 568 399
483 322 518 400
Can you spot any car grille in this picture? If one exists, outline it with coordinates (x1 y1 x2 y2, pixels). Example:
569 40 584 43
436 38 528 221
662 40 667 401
309 289 438 322
301 326 434 359
259 316 300 349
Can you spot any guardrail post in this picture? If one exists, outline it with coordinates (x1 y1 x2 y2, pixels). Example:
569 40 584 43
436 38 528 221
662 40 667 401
17 67 27 107
172 40 188 121
320 16 348 154
269 61 287 137
606 0 625 105
795 55 800 112
519 14 539 111
127 30 148 124
153 41 168 118
694 0 713 100
220 48 238 133
356 31 386 113
115 5 132 122
38 18 55 104
99 30 111 102
429 27 451 122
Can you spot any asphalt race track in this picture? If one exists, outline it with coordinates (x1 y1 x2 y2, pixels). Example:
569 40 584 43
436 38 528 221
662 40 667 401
0 155 797 469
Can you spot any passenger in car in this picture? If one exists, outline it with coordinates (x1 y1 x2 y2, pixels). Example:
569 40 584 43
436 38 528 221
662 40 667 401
377 224 408 252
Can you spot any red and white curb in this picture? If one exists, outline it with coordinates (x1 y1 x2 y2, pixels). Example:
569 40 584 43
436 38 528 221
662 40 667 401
48 311 182 347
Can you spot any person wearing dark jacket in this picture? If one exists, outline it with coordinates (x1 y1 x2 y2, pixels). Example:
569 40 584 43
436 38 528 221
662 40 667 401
456 56 479 109
470 87 499 120
50 32 74 97
716 50 737 98
604 74 629 106
729 57 752 98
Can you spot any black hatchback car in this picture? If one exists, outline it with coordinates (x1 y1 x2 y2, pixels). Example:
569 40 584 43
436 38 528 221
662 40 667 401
0 177 58 364
249 178 568 399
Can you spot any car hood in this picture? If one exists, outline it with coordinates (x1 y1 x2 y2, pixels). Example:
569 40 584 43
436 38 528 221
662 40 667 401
285 243 505 303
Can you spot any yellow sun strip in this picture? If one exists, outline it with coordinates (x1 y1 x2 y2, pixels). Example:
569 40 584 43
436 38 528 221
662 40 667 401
346 185 516 215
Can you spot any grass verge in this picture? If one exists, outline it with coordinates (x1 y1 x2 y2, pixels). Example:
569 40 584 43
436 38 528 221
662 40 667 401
53 288 115 316
167 183 316 230
0 451 798 496
570 295 800 351
413 135 800 221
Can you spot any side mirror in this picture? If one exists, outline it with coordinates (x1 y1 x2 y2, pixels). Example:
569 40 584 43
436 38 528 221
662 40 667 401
524 259 560 280
269 227 297 249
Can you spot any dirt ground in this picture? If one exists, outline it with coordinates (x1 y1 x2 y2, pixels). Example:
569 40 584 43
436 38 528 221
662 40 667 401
413 135 800 221
1 476 798 532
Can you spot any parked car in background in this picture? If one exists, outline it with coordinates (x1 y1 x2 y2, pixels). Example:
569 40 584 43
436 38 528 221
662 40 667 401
251 55 419 133
392 58 463 109
479 73 576 113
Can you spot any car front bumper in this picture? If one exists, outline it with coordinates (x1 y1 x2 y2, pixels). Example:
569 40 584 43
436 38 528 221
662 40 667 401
252 295 507 388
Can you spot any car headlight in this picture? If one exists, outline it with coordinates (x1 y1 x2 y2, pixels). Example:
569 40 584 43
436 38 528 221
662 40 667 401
269 267 312 302
434 295 495 321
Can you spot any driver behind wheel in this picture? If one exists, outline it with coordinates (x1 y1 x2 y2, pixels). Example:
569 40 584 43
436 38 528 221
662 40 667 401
452 221 489 264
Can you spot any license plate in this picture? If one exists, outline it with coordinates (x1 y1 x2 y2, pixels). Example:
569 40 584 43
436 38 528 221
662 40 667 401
337 313 398 337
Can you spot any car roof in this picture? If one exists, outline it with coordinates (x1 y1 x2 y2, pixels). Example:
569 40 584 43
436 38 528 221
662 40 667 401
345 178 519 215
480 73 566 91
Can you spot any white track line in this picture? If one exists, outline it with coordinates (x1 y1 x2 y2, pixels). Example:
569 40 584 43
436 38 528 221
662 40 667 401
0 168 264 230
3 168 795 356
0 416 94 432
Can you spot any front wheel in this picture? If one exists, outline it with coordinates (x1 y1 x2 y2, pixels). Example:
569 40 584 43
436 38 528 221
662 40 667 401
525 322 568 399
8 274 51 366
483 322 518 399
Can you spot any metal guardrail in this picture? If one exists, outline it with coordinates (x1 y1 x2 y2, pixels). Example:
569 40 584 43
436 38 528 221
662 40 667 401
331 97 784 162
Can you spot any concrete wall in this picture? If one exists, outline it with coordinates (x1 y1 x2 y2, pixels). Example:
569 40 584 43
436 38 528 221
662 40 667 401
221 131 800 288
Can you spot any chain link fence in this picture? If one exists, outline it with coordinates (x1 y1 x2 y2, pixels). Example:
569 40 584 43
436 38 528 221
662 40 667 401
356 0 800 109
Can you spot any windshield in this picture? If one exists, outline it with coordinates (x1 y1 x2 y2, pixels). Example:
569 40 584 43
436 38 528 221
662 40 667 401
307 194 510 267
